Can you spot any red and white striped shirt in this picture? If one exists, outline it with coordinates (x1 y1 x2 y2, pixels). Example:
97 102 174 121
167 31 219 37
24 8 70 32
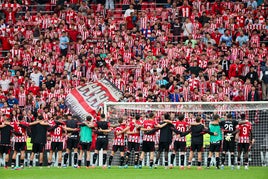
12 121 29 143
142 119 157 142
173 121 188 142
112 125 126 146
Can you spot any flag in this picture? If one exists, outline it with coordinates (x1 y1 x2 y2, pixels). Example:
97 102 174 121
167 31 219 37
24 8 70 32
65 78 123 120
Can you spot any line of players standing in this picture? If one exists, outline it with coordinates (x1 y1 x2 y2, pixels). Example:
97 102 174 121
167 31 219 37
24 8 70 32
0 112 253 170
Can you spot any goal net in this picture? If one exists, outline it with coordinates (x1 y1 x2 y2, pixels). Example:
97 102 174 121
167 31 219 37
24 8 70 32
104 101 268 167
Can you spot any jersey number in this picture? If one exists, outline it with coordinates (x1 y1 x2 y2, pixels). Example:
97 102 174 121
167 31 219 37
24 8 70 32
224 124 233 131
242 127 248 135
54 127 61 135
18 127 22 134
177 126 185 132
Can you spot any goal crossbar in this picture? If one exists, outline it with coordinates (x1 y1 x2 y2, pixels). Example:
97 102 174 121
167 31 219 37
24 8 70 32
104 101 268 114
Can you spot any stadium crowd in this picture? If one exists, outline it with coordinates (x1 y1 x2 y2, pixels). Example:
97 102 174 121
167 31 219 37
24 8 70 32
0 0 267 121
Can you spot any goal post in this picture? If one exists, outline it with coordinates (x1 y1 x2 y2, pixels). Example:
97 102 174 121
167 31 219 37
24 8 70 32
104 101 268 166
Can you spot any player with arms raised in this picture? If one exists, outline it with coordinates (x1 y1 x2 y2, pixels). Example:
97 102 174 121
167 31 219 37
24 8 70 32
235 114 253 170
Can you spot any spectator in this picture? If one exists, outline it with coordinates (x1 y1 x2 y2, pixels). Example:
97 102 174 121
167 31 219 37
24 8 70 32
187 61 203 77
126 12 135 30
59 31 69 57
105 0 115 11
220 30 232 47
132 0 142 11
156 75 168 87
236 31 249 47
182 18 193 37
198 12 210 27
247 0 258 10
169 87 183 102
229 59 243 80
45 74 56 90
245 66 259 84
7 93 19 108
124 4 135 18
0 75 11 93
248 86 260 101
260 60 268 100
30 68 42 87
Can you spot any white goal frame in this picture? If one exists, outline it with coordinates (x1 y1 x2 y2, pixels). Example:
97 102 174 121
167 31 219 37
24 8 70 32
104 101 268 114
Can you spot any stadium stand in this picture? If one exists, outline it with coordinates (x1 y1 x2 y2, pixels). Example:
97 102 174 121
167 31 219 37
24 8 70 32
0 0 267 123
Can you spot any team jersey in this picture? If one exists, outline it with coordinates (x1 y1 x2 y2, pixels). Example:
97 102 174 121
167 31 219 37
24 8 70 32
236 121 252 143
220 120 238 141
94 121 110 137
173 120 189 142
12 121 29 143
113 124 126 146
51 125 64 142
209 123 222 143
80 125 92 143
142 119 157 142
128 120 142 143
0 125 13 144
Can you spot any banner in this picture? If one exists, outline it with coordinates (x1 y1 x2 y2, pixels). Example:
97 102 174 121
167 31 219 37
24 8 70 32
65 78 123 120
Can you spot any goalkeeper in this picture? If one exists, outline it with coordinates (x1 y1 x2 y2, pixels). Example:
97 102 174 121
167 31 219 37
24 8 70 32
219 113 240 170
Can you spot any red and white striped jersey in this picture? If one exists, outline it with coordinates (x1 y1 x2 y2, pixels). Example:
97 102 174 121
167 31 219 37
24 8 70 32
135 81 144 90
113 124 126 146
244 84 252 100
114 78 125 91
65 10 76 24
173 120 189 142
223 86 231 98
18 91 26 107
12 121 29 143
173 66 186 76
250 34 260 47
182 85 191 102
192 0 202 12
191 92 201 101
55 61 65 73
128 120 141 143
140 16 148 30
50 122 64 142
0 107 11 117
209 81 218 94
142 119 157 142
180 6 191 17
123 52 132 64
10 48 23 60
236 121 252 143
42 16 51 29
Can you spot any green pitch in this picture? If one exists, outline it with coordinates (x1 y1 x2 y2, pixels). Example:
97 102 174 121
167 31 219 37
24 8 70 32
1 166 267 179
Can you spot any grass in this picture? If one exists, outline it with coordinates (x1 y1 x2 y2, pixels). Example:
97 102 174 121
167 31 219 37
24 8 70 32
1 166 267 179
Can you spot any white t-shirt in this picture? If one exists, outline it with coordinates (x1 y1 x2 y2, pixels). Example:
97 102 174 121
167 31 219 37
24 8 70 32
0 79 10 91
124 9 135 18
183 22 193 36
30 72 42 87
